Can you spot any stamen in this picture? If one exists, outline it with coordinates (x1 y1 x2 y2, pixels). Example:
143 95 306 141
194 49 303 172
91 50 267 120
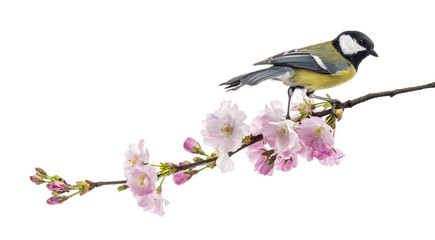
276 126 288 138
129 155 138 167
221 122 234 136
314 126 324 138
139 174 148 186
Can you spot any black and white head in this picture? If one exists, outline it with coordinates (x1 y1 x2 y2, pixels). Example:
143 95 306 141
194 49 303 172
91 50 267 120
333 31 378 70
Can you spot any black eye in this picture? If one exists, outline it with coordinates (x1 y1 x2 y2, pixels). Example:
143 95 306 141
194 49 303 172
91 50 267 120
358 39 364 45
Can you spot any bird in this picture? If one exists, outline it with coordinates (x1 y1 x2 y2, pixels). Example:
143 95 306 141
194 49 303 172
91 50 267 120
220 31 378 119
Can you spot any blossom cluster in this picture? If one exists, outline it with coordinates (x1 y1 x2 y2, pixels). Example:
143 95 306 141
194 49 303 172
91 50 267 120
201 100 344 175
119 99 344 215
123 139 168 216
201 101 250 172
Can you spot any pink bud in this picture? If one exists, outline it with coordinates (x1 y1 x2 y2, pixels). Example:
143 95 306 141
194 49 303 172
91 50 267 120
29 175 45 185
46 182 70 191
172 171 192 185
35 167 47 176
46 195 68 205
183 137 204 154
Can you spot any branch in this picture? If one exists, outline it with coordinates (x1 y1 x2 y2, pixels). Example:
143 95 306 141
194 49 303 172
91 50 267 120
88 180 127 188
84 81 435 188
84 135 265 189
176 134 264 171
312 81 435 118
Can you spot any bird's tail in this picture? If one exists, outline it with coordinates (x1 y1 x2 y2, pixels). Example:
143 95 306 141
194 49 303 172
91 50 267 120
219 66 292 91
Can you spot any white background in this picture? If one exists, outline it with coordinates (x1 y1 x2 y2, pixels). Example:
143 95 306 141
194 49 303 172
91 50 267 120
1 0 435 239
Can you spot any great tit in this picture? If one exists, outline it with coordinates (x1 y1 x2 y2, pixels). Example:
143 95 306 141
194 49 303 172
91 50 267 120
220 31 378 119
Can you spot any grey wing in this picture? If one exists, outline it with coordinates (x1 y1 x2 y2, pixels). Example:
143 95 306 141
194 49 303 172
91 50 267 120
254 49 331 74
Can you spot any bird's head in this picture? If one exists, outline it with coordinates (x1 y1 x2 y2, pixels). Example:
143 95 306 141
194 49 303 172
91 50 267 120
333 31 378 70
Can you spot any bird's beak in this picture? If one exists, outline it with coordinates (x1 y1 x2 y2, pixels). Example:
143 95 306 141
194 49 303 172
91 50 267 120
368 49 378 57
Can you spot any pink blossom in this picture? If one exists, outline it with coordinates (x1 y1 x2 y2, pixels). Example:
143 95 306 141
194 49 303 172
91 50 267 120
254 157 274 176
274 154 298 172
124 139 149 178
247 142 274 176
172 171 191 185
257 101 286 130
247 142 266 165
253 101 301 158
126 164 157 197
251 114 263 136
46 182 70 191
137 192 169 217
201 101 250 172
264 120 301 158
289 97 316 120
247 141 299 175
46 195 68 205
318 148 344 166
295 117 344 164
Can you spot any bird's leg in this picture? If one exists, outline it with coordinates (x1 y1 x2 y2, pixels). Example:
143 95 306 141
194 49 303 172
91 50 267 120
307 91 341 114
286 86 296 120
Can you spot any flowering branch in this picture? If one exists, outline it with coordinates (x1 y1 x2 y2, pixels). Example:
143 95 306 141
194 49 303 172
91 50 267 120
177 81 435 171
52 79 435 190
30 81 435 216
313 81 435 118
49 135 265 194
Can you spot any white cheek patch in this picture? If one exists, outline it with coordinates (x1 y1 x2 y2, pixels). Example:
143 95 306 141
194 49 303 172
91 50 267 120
339 34 366 55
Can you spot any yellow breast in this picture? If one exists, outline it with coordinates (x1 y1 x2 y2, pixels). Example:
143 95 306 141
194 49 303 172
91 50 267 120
289 65 356 91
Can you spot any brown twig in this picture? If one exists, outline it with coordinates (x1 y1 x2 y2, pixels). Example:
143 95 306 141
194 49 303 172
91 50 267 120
312 81 435 118
88 180 127 189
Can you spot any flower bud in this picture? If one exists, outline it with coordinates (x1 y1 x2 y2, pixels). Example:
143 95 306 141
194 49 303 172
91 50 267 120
183 137 205 155
46 195 68 205
46 182 71 191
172 172 190 185
172 170 197 185
29 175 45 185
35 168 47 176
